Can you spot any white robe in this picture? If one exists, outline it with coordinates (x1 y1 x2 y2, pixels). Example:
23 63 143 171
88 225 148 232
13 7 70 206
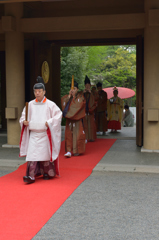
19 98 62 164
124 110 134 127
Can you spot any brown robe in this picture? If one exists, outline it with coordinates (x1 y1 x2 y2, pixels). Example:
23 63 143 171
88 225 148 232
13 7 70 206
61 91 86 154
83 91 97 141
96 90 107 132
91 89 99 133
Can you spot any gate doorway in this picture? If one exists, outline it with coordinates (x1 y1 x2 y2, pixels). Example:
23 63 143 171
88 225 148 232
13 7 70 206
58 36 143 146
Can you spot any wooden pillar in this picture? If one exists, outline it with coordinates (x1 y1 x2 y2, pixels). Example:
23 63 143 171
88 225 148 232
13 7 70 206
0 52 6 130
136 35 143 147
4 3 25 145
52 45 61 108
143 0 159 150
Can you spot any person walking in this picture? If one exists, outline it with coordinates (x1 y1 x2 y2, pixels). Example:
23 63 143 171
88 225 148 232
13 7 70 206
19 76 62 184
61 80 86 158
83 75 97 142
96 82 107 135
107 86 124 132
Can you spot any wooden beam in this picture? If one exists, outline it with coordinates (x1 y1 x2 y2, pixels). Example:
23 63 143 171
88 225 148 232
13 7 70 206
0 0 72 3
21 13 145 33
149 9 159 26
0 0 39 3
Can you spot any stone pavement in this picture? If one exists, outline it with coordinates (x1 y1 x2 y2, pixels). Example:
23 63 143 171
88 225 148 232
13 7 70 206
94 126 159 174
32 127 159 240
33 171 159 240
1 126 159 174
0 133 25 176
1 127 159 239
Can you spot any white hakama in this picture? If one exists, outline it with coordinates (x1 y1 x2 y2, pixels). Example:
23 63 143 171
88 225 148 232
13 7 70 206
26 131 50 161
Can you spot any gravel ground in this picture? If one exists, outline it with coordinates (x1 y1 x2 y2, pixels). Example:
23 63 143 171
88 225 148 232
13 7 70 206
33 171 159 240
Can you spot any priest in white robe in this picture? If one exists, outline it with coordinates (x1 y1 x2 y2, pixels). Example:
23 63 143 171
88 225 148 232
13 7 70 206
19 76 62 184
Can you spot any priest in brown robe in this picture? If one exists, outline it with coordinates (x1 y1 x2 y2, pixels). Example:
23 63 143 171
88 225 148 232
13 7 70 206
83 76 97 142
96 82 107 135
61 81 86 157
91 85 99 135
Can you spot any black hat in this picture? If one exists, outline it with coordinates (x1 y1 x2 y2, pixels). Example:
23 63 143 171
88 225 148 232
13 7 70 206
96 82 102 88
70 80 78 89
84 75 90 85
33 76 45 90
124 105 129 109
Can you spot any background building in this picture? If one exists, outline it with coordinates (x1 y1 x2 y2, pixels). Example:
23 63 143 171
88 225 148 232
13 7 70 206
0 0 158 151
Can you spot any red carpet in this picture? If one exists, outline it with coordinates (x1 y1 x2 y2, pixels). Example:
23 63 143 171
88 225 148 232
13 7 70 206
0 139 116 240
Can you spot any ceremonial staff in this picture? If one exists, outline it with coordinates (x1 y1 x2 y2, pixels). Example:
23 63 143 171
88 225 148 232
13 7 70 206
71 75 74 90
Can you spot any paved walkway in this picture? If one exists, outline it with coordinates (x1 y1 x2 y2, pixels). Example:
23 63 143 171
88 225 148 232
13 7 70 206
1 127 159 240
0 126 159 174
0 127 159 173
33 171 159 240
95 127 159 174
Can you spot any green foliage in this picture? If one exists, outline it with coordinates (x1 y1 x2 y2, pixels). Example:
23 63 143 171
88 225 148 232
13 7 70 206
102 47 136 89
61 47 88 96
60 45 136 106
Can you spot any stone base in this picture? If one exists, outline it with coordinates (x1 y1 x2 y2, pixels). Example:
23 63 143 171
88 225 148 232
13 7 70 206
93 163 159 174
141 147 159 153
2 144 19 148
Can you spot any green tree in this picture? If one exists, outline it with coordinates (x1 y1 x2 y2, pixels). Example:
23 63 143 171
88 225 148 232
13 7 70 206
84 46 119 83
60 46 88 97
102 47 136 89
60 45 136 106
84 45 136 89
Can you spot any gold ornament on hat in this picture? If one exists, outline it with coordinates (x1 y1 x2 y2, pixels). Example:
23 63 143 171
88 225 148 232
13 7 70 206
113 86 118 91
41 61 49 84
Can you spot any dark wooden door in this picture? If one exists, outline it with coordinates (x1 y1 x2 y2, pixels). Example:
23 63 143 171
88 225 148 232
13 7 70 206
0 51 7 130
136 35 144 146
